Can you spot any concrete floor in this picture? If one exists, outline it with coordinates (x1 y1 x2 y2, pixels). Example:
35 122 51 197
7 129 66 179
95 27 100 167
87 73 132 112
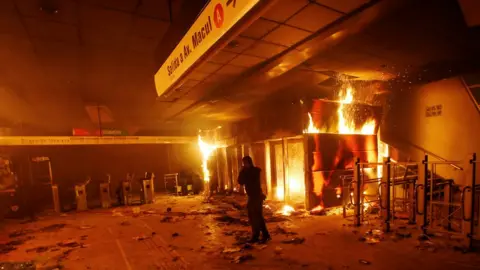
1 195 480 270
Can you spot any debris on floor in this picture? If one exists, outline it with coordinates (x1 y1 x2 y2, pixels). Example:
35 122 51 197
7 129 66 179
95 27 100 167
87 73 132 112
231 254 254 264
265 216 290 223
172 232 180 237
1 235 35 254
214 215 249 226
120 220 131 226
273 225 298 236
0 243 17 254
416 240 436 251
57 239 82 248
0 261 36 270
133 235 151 241
281 237 305 244
41 223 66 232
79 225 94 230
222 247 242 254
161 216 173 223
359 259 371 265
26 245 57 253
8 229 35 238
359 229 384 244
395 230 412 238
274 246 283 255
255 244 268 250
112 212 124 217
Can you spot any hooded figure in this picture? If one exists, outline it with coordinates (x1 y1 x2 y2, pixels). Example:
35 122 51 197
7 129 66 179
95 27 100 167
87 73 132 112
237 156 270 243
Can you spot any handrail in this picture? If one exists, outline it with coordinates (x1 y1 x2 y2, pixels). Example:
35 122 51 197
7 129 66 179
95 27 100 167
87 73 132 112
460 77 480 115
381 137 463 171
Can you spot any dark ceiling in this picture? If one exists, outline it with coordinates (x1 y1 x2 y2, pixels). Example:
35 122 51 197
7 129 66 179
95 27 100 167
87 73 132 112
0 0 479 136
0 0 206 135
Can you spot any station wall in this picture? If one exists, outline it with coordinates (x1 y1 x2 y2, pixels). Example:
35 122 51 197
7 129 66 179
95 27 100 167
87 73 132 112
382 76 480 186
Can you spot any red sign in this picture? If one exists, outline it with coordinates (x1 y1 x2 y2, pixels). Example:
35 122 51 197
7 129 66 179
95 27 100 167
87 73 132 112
73 128 90 136
213 4 224 28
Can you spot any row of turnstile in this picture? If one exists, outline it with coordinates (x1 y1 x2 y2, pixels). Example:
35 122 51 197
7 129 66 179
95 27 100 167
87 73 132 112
52 173 156 212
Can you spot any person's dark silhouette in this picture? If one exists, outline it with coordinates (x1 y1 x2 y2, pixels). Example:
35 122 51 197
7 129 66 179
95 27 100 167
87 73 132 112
237 156 270 243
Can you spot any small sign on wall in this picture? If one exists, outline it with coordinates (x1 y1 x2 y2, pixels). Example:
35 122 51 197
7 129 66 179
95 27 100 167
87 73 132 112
426 105 443 117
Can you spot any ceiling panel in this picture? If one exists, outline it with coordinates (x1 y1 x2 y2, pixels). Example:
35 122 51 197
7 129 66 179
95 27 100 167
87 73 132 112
132 17 169 39
223 36 256 54
25 18 79 44
188 71 210 81
0 0 15 13
262 0 309 22
204 73 231 83
244 41 287 58
263 25 311 47
287 4 342 32
135 0 171 21
182 79 201 88
87 0 139 13
15 0 79 25
316 0 369 13
127 35 158 54
209 50 237 64
241 18 279 39
80 5 133 47
216 65 247 75
0 11 27 37
229 54 265 68
197 61 223 74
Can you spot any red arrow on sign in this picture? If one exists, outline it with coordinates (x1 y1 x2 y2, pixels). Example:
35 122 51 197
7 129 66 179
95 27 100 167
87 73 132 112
227 0 236 8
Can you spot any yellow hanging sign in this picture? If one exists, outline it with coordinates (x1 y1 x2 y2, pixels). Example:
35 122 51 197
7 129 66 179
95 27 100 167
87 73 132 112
154 0 261 97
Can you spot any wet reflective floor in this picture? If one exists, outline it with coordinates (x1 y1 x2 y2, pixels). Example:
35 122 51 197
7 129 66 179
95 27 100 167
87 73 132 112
1 195 480 270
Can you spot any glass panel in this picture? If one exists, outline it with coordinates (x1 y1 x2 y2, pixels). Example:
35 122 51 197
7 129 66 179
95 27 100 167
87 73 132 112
287 140 305 204
274 143 284 200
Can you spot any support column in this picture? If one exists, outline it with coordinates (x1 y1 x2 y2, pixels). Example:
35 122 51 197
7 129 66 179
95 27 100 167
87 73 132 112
417 155 428 234
470 153 477 250
353 158 361 226
383 157 391 232
408 176 416 224
303 135 312 210
264 141 272 200
282 138 290 203
464 153 477 250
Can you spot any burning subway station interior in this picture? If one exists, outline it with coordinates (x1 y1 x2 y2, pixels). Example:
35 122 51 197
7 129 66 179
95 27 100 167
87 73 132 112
1 0 480 268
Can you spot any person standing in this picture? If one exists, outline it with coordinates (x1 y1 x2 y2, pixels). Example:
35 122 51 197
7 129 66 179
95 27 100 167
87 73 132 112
237 156 270 243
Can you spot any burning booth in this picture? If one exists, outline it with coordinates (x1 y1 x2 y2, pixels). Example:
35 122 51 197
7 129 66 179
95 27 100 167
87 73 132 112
303 87 382 211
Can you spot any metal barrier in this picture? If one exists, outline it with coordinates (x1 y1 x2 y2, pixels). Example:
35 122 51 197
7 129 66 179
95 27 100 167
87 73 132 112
346 158 419 231
342 154 478 250
341 160 383 227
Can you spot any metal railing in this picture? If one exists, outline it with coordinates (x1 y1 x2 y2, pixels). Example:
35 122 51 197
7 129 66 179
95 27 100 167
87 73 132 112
345 154 478 250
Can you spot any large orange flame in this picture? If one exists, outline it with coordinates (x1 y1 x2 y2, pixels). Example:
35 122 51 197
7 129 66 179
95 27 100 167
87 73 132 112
303 85 376 135
198 135 217 182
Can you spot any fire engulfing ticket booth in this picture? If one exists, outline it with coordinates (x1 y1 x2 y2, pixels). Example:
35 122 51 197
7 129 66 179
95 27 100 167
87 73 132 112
211 87 382 211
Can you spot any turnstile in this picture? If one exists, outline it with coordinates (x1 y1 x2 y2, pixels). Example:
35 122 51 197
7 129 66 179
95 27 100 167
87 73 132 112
75 184 87 211
143 179 154 204
51 184 60 213
122 181 132 205
100 183 111 208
